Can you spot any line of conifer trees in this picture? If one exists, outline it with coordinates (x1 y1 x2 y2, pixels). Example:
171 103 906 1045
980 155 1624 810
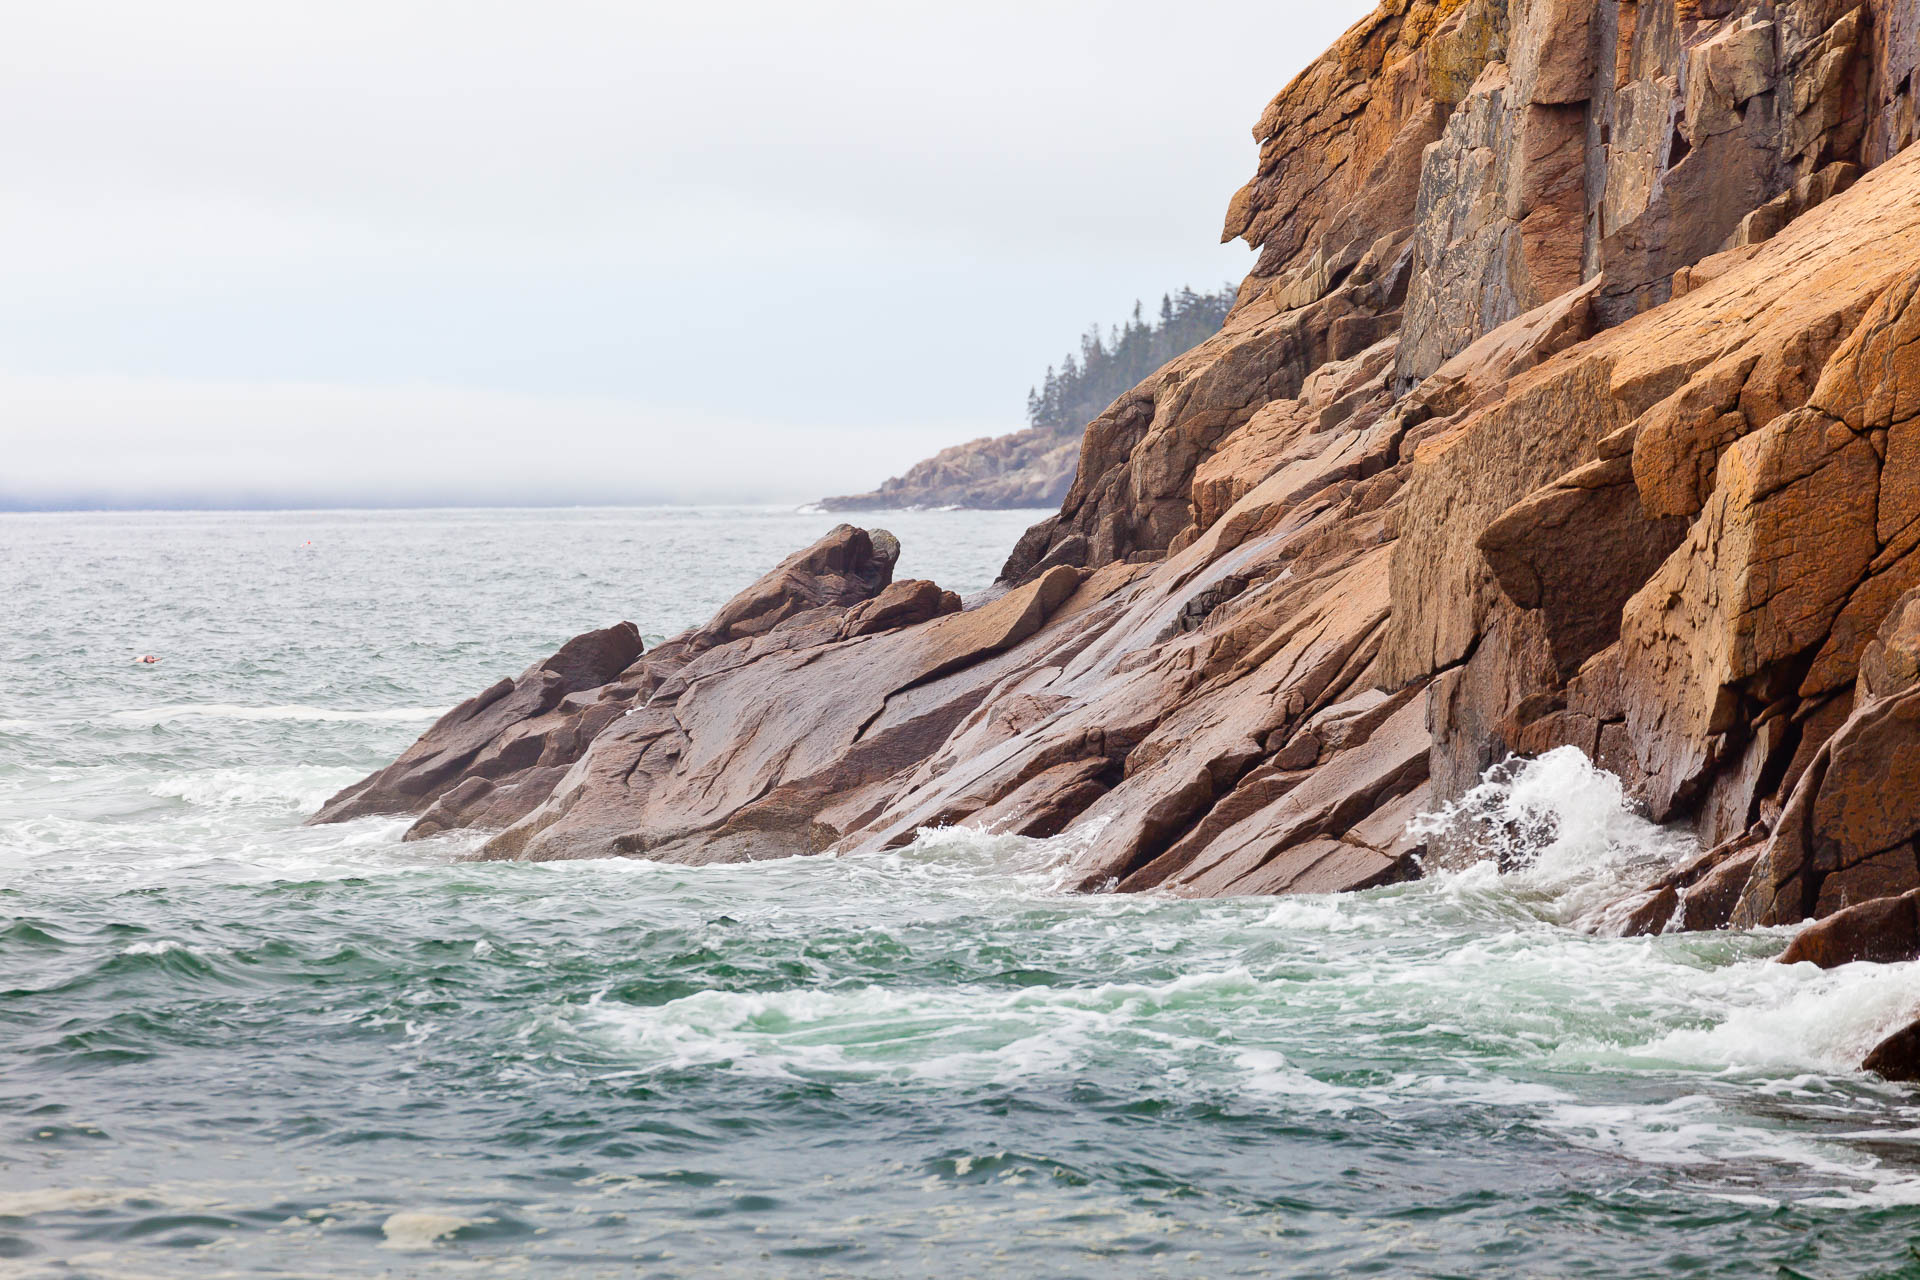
1025 284 1237 434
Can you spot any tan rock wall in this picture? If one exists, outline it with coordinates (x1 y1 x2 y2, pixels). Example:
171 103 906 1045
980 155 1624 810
1012 0 1914 588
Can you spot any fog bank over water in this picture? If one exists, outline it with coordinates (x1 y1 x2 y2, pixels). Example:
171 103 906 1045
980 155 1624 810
0 0 1375 508
0 373 970 509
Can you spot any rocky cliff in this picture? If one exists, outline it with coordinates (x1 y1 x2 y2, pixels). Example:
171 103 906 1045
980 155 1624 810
818 421 1078 511
318 0 1920 945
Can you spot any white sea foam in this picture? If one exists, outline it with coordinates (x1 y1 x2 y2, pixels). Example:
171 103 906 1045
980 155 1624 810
1385 748 1920 1208
112 703 449 725
120 938 230 960
0 803 444 893
898 817 1102 874
1542 1094 1776 1168
1411 746 1696 926
1254 893 1390 934
0 1186 157 1216
582 966 1264 1084
380 1210 487 1249
1233 1048 1361 1109
1539 1093 1920 1207
121 939 187 956
1628 958 1920 1075
149 766 362 811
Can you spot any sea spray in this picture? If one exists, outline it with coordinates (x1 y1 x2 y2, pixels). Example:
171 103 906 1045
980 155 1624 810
1410 745 1698 927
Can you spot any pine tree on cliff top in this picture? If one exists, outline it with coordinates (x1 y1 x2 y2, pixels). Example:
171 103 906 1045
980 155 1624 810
1029 284 1234 437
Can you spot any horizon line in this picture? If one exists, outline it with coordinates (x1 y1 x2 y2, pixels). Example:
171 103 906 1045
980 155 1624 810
0 499 1057 516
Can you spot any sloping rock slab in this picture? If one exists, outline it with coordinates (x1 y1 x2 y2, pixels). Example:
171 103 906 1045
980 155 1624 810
310 525 901 834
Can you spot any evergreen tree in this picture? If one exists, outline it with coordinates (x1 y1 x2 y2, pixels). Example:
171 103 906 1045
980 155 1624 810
1026 283 1236 435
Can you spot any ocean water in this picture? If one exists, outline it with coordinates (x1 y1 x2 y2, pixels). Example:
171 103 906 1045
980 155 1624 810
6 509 1920 1279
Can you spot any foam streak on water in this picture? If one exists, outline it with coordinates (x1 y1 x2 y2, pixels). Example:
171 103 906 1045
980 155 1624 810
5 510 1920 1278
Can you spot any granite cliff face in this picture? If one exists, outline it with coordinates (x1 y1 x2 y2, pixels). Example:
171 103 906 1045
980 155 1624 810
319 0 1920 954
818 421 1078 512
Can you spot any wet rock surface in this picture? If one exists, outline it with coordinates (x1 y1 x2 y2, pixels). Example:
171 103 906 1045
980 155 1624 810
1864 1019 1920 1082
1779 890 1920 967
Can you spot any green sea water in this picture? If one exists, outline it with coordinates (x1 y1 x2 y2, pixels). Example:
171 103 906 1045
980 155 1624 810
6 508 1920 1279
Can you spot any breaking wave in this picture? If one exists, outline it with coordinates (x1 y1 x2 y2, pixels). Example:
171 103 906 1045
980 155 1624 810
148 765 363 811
1410 745 1699 925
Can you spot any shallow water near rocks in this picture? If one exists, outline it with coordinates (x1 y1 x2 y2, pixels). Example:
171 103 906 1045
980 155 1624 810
6 508 1920 1278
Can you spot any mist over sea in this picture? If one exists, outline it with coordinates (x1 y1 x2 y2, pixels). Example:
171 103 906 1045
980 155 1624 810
6 508 1920 1278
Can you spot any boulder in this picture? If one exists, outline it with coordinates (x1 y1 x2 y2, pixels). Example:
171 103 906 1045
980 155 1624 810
838 580 962 639
1733 686 1920 926
1619 830 1769 936
1733 577 1920 928
1865 1020 1920 1082
698 524 898 645
1779 890 1920 967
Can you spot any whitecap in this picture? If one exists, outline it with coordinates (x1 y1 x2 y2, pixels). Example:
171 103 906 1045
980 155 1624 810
120 938 227 959
149 766 362 811
1234 1048 1359 1110
1254 894 1383 934
380 1211 487 1250
121 939 187 956
1540 1093 1920 1207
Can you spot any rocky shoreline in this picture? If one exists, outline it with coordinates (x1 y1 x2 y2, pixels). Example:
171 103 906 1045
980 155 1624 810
816 422 1080 512
318 0 1920 1071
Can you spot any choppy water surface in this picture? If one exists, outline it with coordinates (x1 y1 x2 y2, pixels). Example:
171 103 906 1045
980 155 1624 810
6 509 1920 1278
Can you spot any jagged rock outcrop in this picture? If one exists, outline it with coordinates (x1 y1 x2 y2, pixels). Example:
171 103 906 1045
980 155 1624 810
475 561 1081 863
311 526 911 839
311 622 646 835
1729 581 1920 926
320 0 1920 954
819 422 1079 511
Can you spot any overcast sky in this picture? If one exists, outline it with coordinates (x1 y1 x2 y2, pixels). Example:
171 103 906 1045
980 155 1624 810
1 1 1375 508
